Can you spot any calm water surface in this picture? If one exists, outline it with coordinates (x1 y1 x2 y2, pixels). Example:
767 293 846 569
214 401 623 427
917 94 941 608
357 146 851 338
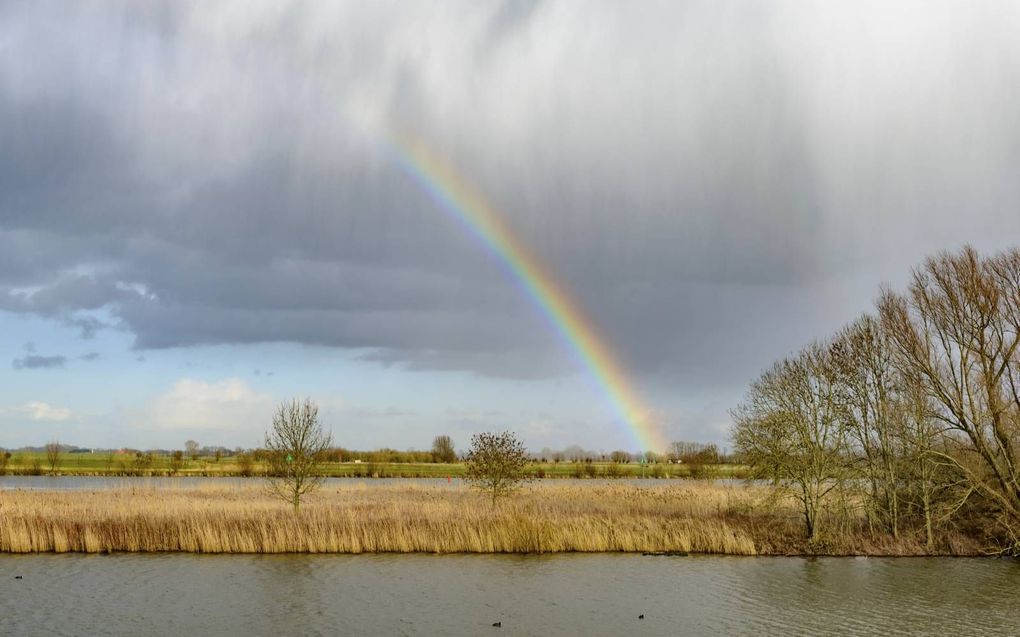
1 554 1017 636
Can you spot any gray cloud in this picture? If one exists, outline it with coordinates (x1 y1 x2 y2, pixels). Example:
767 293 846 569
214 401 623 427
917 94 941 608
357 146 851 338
12 355 68 370
2 0 1020 390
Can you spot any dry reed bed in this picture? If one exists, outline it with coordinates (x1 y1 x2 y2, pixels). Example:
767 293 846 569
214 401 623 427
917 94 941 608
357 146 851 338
0 482 761 555
0 483 983 555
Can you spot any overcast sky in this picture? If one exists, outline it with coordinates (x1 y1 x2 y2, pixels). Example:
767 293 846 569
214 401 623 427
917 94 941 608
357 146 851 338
2 0 1020 451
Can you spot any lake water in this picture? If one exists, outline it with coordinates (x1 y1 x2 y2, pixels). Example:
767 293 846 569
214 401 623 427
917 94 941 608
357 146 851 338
1 554 1017 636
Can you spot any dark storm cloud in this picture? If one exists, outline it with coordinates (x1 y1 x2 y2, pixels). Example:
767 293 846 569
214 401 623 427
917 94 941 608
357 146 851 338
2 1 1020 385
12 355 68 370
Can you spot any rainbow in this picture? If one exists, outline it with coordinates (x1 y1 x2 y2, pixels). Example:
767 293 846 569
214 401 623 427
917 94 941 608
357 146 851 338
386 131 666 452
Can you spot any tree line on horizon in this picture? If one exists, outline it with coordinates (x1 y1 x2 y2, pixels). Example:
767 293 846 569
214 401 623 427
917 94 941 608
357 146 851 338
0 438 732 473
733 246 1020 554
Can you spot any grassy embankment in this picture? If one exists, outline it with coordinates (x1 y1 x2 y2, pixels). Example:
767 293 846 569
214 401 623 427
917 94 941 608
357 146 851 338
0 482 984 555
0 451 746 479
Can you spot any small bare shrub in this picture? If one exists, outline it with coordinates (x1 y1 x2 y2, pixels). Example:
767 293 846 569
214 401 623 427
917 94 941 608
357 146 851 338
45 441 62 474
169 451 185 476
237 452 254 477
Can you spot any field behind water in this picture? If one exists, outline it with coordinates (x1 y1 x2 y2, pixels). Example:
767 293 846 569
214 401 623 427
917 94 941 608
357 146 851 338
1 451 746 479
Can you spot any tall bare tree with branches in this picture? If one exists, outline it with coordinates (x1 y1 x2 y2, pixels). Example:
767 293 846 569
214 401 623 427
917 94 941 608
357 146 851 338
732 342 850 541
830 315 906 538
45 440 62 474
431 435 457 463
879 246 1020 549
264 398 332 512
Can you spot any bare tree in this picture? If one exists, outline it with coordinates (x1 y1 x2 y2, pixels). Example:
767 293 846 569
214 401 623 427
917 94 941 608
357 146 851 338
185 440 200 461
899 372 954 551
264 398 333 511
237 451 255 477
830 315 906 538
132 451 154 475
169 450 185 476
669 441 721 464
609 450 631 464
431 435 457 463
45 440 62 474
732 343 850 540
464 431 532 506
879 246 1020 547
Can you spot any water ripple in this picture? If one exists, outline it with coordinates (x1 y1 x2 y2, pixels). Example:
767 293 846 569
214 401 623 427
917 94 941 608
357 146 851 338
2 554 1018 636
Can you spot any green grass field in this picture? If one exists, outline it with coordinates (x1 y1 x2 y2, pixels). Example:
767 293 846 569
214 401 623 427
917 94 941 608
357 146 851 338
0 450 747 479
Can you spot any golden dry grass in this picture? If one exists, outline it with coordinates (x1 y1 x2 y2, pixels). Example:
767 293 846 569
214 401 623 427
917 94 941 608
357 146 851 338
0 482 985 555
0 482 761 555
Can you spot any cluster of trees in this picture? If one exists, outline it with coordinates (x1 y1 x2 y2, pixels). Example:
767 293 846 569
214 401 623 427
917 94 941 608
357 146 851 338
536 446 730 464
259 400 529 510
733 247 1020 553
668 442 722 465
324 436 457 464
536 446 605 463
0 441 68 475
602 450 664 464
10 438 736 474
183 441 240 461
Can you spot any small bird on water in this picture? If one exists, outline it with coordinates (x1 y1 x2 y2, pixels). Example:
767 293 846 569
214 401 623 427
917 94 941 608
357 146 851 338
492 621 501 627
638 614 645 619
15 575 23 580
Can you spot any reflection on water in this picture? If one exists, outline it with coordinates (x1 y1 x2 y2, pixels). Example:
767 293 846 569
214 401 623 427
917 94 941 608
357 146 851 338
1 554 1017 636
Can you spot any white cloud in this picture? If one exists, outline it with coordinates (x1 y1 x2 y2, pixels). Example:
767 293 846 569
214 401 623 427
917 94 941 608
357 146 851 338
17 401 73 421
145 378 272 431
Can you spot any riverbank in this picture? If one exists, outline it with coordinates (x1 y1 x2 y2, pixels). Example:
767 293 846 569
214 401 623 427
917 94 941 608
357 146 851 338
0 483 988 556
